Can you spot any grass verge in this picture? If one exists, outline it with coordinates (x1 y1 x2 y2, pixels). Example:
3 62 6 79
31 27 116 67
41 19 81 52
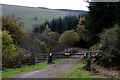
2 58 66 78
65 61 105 78
2 62 49 78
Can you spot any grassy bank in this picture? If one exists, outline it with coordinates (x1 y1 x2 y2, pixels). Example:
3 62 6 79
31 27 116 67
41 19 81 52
2 58 66 78
65 61 105 78
2 4 69 32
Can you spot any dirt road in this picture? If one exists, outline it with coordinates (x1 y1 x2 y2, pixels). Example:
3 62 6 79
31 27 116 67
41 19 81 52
9 58 80 78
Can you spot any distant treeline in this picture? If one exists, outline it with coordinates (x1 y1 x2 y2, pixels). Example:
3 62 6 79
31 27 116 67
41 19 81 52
33 15 81 34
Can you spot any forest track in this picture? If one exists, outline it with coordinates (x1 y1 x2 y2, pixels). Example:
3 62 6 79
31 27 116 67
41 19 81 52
8 58 81 78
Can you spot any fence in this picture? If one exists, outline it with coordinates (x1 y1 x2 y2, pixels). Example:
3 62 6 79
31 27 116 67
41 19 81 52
33 52 92 64
47 53 85 63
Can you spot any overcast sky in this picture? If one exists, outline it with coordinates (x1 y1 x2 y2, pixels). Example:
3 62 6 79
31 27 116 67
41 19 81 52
0 0 89 11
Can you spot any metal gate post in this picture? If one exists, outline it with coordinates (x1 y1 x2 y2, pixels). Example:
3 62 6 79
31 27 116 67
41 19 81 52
47 53 52 64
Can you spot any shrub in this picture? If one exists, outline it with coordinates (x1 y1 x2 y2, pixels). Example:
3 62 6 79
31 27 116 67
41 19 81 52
36 32 65 53
2 31 15 68
91 24 120 68
11 48 33 68
35 38 49 54
59 30 80 47
99 24 120 53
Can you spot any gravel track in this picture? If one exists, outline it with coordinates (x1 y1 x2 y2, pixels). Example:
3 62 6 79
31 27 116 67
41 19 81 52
9 58 80 78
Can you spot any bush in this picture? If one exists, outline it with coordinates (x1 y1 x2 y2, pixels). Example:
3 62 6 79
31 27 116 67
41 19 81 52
99 24 120 53
11 48 33 68
2 31 15 68
35 38 49 54
91 24 120 68
36 32 65 53
59 30 80 47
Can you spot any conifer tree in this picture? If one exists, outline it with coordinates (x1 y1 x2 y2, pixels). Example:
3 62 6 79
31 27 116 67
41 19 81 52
76 15 86 39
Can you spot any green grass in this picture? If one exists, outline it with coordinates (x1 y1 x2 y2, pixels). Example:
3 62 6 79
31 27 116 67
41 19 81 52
53 58 67 63
2 58 66 78
2 59 107 78
1 4 70 32
2 62 49 78
0 70 2 78
65 61 105 78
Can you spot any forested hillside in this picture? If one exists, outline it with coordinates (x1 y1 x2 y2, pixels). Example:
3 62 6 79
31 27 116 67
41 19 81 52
1 4 86 32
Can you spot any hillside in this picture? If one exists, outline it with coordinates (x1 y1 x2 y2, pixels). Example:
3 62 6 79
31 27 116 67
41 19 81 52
55 9 87 14
1 4 86 32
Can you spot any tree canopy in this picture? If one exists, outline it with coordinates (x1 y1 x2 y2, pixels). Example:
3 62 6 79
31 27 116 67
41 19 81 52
35 38 49 54
2 15 24 45
59 30 79 47
2 31 15 68
85 2 120 46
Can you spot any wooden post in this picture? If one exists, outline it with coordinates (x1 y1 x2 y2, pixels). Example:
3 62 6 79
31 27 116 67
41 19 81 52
32 53 35 65
83 51 92 71
47 53 52 64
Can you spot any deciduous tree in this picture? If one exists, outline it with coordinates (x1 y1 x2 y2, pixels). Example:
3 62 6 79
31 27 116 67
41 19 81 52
2 15 24 45
2 31 15 68
59 30 79 47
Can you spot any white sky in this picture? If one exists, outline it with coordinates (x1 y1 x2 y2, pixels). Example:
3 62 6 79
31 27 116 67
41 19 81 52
0 0 89 11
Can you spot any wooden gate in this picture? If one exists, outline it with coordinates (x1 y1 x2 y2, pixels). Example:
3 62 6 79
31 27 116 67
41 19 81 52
47 53 85 64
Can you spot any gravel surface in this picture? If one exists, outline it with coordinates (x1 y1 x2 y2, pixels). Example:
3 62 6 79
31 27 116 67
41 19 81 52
9 58 80 78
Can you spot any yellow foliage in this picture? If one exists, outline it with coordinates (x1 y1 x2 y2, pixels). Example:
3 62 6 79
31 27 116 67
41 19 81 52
44 24 51 32
76 16 86 39
77 25 85 31
80 16 85 22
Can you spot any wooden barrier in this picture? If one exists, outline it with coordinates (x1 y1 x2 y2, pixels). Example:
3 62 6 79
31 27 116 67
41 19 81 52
47 53 84 64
